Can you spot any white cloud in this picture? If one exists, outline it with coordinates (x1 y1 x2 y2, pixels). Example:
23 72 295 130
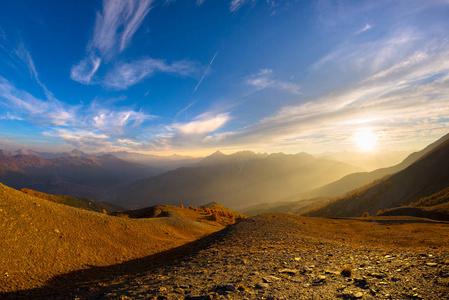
70 55 101 84
71 0 152 84
43 129 114 152
0 77 158 150
93 110 154 135
171 113 230 135
0 112 23 121
247 69 301 94
91 0 152 58
104 57 198 90
355 23 372 34
199 36 449 152
0 76 75 126
0 42 55 100
230 0 255 11
140 112 232 150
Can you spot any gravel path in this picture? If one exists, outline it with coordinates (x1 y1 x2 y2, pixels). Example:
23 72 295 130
4 214 449 299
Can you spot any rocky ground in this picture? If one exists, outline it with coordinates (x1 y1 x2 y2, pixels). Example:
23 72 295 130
3 214 449 299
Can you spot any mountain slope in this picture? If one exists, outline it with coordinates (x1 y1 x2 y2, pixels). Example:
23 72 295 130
117 152 363 209
0 154 157 203
0 183 226 293
286 132 449 202
302 135 449 218
20 188 124 213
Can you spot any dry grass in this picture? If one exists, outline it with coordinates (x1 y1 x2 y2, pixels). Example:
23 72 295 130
0 183 226 293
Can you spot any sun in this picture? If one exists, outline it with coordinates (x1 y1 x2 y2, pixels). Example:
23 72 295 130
353 130 378 152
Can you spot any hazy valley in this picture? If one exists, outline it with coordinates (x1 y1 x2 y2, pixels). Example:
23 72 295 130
1 134 449 299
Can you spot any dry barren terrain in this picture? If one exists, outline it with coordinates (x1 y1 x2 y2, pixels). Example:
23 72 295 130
0 183 230 293
3 213 449 299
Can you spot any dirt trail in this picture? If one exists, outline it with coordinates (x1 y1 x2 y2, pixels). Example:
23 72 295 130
4 213 449 299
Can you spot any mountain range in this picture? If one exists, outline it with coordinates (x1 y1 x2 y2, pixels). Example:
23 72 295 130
302 133 449 219
0 153 157 203
117 151 364 209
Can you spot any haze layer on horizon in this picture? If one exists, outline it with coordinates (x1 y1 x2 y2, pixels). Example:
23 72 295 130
1 0 449 156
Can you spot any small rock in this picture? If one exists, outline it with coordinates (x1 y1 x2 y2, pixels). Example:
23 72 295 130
354 278 369 289
312 275 326 285
353 292 363 299
255 282 269 289
225 284 235 291
237 285 247 291
279 268 298 275
184 296 211 300
426 262 438 267
263 276 281 283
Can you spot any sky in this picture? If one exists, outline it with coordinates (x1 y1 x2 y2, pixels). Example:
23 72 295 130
1 0 449 156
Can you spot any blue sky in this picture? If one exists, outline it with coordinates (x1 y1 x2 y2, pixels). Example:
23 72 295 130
1 0 449 156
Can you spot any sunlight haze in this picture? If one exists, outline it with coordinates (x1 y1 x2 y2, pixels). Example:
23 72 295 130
1 0 448 156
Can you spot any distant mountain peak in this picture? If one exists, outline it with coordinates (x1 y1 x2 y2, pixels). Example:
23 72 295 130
211 150 226 156
70 149 87 156
197 150 228 166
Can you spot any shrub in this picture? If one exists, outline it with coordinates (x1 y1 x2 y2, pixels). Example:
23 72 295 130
102 209 107 214
340 266 352 277
362 212 369 217
180 204 184 209
230 214 235 224
211 211 219 221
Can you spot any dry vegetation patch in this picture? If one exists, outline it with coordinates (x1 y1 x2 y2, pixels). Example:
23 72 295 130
0 183 227 293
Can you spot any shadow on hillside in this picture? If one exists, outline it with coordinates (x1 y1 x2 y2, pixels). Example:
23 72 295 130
2 226 231 299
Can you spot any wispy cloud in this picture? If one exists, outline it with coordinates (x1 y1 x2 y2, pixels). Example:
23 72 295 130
170 112 229 135
0 39 55 100
230 0 255 12
210 35 449 152
0 76 157 149
193 50 218 93
0 76 75 126
104 57 198 90
93 109 155 136
71 0 152 84
0 112 23 121
355 23 372 34
70 55 101 85
142 112 231 150
43 129 114 152
247 69 301 94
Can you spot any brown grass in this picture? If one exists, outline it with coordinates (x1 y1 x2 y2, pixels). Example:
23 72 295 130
0 183 226 293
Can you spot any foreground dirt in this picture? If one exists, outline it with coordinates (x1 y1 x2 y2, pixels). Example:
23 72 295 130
0 183 226 293
4 213 449 299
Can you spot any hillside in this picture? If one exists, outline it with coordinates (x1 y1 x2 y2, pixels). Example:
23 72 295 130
0 183 232 293
20 188 124 213
241 197 332 216
288 132 449 202
117 151 363 209
0 153 157 203
302 135 449 218
378 186 449 221
5 213 449 299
